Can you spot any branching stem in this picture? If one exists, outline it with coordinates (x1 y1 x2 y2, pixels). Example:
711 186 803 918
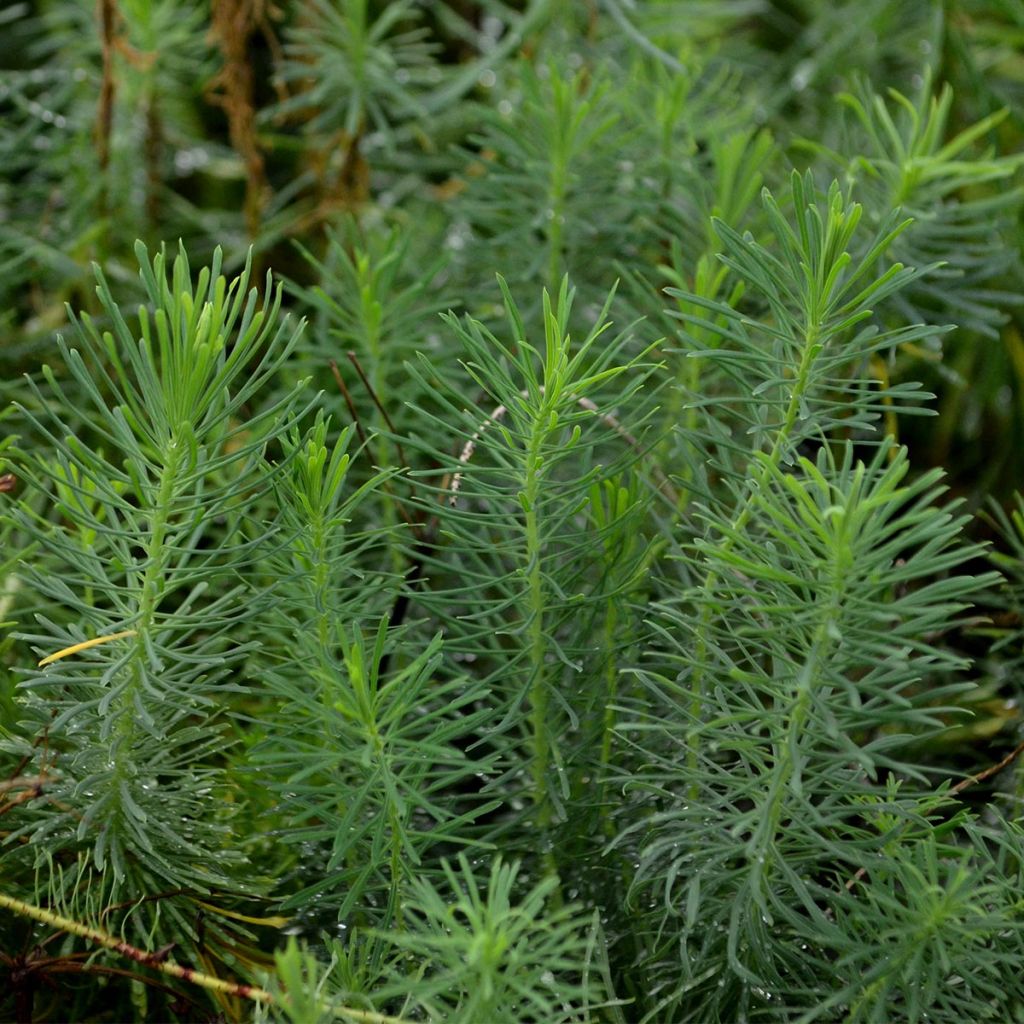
0 890 273 1004
0 890 418 1022
108 436 182 847
687 325 821 789
523 418 551 830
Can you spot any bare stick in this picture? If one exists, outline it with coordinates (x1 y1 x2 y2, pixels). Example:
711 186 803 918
448 400 509 506
330 360 370 452
448 389 678 507
0 775 48 795
950 740 1024 796
345 350 411 474
0 892 413 1023
844 741 1024 894
0 891 272 1004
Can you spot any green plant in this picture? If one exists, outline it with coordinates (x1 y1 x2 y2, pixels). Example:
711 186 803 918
3 3 1024 1022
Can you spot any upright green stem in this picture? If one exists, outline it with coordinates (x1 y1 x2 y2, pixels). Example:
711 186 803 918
310 520 332 656
749 619 835 881
668 260 728 516
370 739 405 930
345 644 407 930
114 436 181 790
358 277 405 580
523 422 550 831
597 598 619 838
546 166 566 295
523 417 564 891
545 85 572 294
672 349 704 514
136 439 180 626
687 325 821 788
746 520 847 913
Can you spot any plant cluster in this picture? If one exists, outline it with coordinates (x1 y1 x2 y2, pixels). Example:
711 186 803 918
2 2 1024 1022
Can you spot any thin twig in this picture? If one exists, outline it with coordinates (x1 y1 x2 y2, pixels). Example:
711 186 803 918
844 741 1024 894
447 388 678 507
844 866 867 892
330 360 370 452
1 729 56 817
98 889 190 927
950 740 1024 796
331 357 426 675
447 400 509 506
0 776 48 795
0 891 272 1004
14 955 199 1010
345 350 411 474
331 358 417 532
0 773 51 817
0 892 413 1023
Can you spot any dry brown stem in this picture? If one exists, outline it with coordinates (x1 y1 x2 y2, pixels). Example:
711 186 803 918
208 0 272 237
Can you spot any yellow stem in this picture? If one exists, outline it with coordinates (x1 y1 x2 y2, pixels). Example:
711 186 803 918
38 629 138 667
0 891 414 1024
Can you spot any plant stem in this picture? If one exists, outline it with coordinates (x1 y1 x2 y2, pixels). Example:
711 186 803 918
0 890 273 1004
0 890 418 1022
366 706 406 929
386 796 405 928
311 516 332 656
673 348 704 514
546 95 569 293
748 502 848 909
598 598 619 838
110 436 182 830
523 422 551 834
748 622 834 888
686 325 821 789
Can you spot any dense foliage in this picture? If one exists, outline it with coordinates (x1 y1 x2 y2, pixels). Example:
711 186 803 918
2 1 1024 1021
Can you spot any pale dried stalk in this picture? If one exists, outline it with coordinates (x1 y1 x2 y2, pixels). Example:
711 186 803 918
446 388 677 506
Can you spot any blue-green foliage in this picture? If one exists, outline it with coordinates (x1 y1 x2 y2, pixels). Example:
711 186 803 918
2 3 1024 1022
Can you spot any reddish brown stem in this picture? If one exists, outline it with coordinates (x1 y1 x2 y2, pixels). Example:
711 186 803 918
345 350 411 474
950 740 1024 796
330 360 370 452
